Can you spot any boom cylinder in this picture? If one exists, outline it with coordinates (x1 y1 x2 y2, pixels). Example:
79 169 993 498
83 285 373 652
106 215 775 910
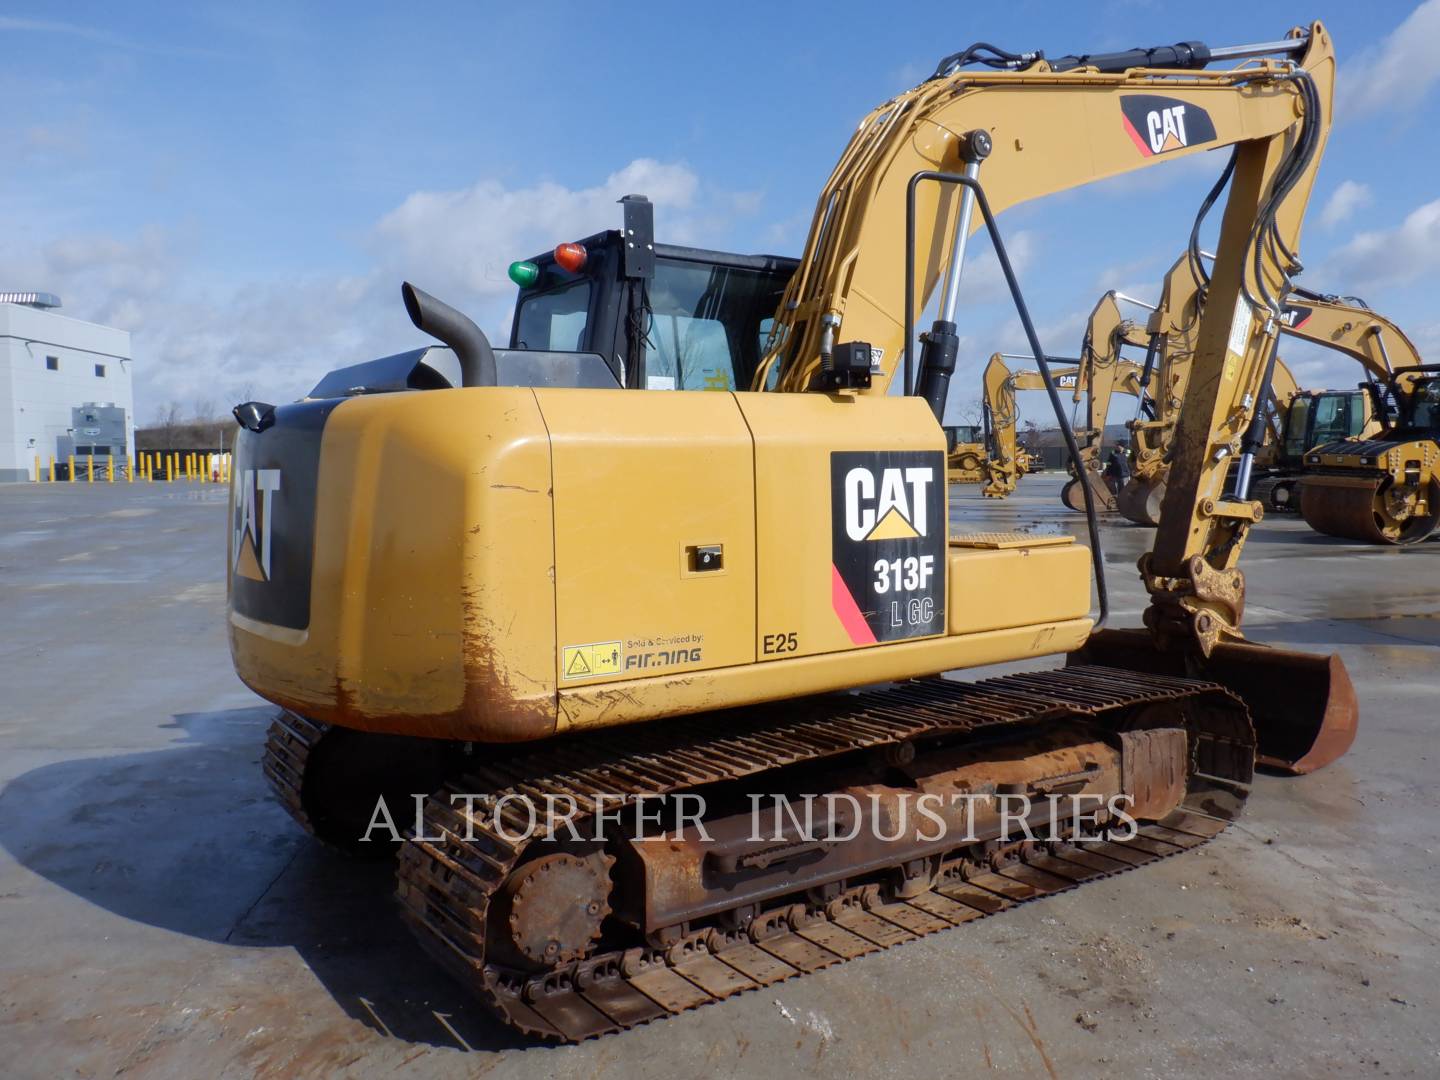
918 131 992 419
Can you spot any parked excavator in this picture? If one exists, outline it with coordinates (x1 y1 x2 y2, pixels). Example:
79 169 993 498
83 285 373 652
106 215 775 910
949 293 1153 502
1059 292 1155 511
233 24 1358 1041
1117 277 1413 526
944 354 1074 492
979 351 1147 500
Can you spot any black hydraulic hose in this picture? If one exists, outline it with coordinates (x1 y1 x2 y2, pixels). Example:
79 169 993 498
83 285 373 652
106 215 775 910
1188 148 1237 294
1138 333 1161 391
1246 72 1321 315
906 171 1108 628
930 42 1034 79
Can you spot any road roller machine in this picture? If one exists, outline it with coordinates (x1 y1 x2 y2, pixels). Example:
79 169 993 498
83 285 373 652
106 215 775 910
1299 365 1440 544
234 23 1360 1041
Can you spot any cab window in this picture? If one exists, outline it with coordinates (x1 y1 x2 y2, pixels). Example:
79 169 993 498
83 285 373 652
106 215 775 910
643 257 788 391
1411 380 1440 429
1283 396 1312 461
1311 393 1360 446
515 279 591 351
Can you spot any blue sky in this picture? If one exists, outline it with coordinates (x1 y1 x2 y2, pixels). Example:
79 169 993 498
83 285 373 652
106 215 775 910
2 2 1437 423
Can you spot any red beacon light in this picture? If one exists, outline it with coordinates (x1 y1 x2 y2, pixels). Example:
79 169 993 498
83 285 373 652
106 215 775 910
554 241 588 273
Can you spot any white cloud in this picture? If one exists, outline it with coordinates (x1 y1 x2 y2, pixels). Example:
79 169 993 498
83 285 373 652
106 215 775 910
0 159 760 420
1336 0 1440 120
1324 197 1440 289
1318 180 1373 229
372 159 705 304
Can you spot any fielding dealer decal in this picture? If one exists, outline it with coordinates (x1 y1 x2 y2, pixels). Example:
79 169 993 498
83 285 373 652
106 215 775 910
830 451 946 644
1120 95 1216 158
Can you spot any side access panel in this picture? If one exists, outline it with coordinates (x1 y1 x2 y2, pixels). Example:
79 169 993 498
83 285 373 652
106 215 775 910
537 388 757 686
735 393 946 660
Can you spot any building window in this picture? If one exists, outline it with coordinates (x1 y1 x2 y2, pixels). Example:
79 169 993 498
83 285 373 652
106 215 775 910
95 363 106 377
46 356 59 371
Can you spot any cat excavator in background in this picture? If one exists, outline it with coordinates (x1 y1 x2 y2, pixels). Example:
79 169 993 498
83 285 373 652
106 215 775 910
1117 281 1415 527
1058 292 1156 512
232 24 1358 1041
978 352 1148 500
950 293 1154 500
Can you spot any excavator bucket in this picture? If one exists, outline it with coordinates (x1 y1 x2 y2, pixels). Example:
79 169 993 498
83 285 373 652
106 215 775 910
1116 476 1165 525
1069 628 1358 775
1062 472 1117 513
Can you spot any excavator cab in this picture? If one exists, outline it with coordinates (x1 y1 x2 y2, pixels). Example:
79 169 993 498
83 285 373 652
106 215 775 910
507 202 796 393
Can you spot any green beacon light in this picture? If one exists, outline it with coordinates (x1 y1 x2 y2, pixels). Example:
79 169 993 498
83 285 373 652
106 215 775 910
507 260 540 288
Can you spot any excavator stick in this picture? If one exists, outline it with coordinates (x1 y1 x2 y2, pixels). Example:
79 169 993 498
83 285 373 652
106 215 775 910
1069 628 1357 775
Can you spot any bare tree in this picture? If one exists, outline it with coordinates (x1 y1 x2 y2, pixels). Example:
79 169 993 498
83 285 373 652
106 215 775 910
151 402 184 449
952 396 984 427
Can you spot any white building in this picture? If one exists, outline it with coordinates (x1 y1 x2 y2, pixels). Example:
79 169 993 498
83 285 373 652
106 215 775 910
0 294 134 482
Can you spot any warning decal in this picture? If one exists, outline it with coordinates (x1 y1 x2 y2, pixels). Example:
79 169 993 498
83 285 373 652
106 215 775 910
830 450 946 644
562 641 622 680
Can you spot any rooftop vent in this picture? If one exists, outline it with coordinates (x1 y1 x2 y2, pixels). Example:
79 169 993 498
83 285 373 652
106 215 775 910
0 292 61 309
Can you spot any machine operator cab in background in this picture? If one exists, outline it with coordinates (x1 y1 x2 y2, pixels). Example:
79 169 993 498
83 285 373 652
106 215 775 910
506 196 797 393
1280 388 1370 469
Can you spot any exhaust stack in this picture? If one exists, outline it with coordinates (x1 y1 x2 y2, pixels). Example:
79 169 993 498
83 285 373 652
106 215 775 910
401 282 497 388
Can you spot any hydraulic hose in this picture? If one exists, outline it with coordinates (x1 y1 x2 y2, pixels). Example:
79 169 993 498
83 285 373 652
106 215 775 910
906 171 1108 628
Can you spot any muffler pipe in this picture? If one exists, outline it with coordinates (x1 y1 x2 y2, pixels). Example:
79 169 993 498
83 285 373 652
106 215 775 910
401 282 497 388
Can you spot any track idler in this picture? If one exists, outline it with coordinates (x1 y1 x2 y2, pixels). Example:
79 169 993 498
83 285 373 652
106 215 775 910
1062 471 1117 513
1116 476 1165 525
1069 628 1358 775
1299 475 1440 545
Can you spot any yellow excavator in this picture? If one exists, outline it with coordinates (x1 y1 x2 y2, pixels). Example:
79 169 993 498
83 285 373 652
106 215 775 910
950 293 1154 499
979 351 1148 500
1117 276 1411 526
233 24 1359 1041
1059 292 1155 511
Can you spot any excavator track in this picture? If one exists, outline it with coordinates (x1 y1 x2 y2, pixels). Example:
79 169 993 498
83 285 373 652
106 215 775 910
394 665 1252 1042
262 710 327 841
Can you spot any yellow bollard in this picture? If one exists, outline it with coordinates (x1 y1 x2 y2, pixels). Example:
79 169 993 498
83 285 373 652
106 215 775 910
127 454 133 482
107 455 114 483
87 456 93 483
48 455 56 483
166 455 173 482
68 454 75 482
